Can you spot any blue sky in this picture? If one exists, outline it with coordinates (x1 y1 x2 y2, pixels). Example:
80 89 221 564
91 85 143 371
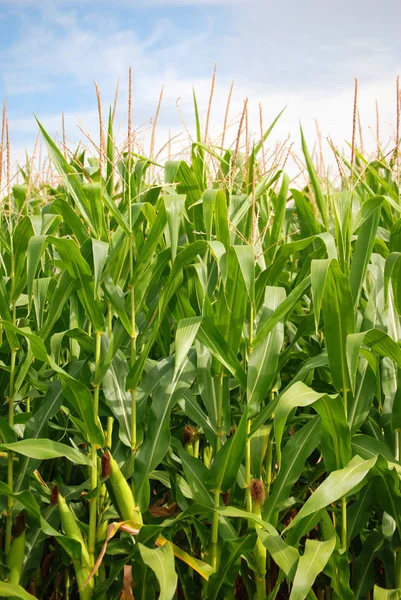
1 0 400 165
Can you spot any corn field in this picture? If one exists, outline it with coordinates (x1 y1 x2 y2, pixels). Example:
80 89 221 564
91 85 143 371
0 78 401 600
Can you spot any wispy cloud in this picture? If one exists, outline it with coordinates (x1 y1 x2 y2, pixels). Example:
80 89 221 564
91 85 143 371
1 3 216 97
1 0 400 173
0 0 240 5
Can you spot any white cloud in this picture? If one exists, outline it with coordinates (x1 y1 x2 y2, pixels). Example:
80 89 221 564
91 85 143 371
2 3 216 99
3 0 400 180
0 0 240 5
143 0 236 3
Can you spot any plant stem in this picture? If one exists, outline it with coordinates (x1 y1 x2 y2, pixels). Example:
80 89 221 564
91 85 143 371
127 149 138 510
88 331 102 566
128 152 137 453
265 433 273 494
106 418 113 449
107 302 112 336
341 496 347 552
69 293 80 360
65 569 70 599
130 386 136 451
253 500 267 600
210 374 224 568
5 344 16 553
5 278 17 553
396 550 401 590
245 420 252 513
106 303 114 448
211 488 220 571
396 430 401 461
216 374 224 452
246 304 254 513
340 388 348 551
129 297 137 454
265 431 273 594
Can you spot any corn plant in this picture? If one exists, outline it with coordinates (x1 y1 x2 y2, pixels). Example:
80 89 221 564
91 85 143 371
0 85 401 600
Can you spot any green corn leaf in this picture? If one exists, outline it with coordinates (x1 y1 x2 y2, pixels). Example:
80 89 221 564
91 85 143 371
0 482 42 524
291 189 321 237
332 191 353 274
232 244 255 304
103 274 131 335
202 189 216 240
50 198 89 244
257 529 299 578
267 173 290 261
268 232 336 285
0 321 47 361
300 126 329 229
134 355 197 499
284 456 377 533
263 416 321 524
164 193 186 261
214 189 230 250
12 216 34 301
40 270 76 341
311 258 331 334
206 533 257 600
352 530 384 599
374 586 401 599
384 252 401 314
174 317 202 379
322 259 355 393
250 425 270 480
290 536 336 600
0 583 37 600
274 381 330 466
131 205 167 284
232 171 281 227
158 240 206 319
49 357 104 446
0 439 92 465
252 275 311 347
214 246 248 357
102 350 132 446
349 202 381 306
347 329 401 395
138 542 177 600
179 390 217 449
197 315 247 386
314 394 351 472
37 119 98 234
247 286 285 416
348 356 377 433
347 482 376 544
176 441 214 508
27 235 47 307
0 416 17 444
47 236 105 332
82 183 107 239
92 239 109 296
206 408 248 492
14 377 68 491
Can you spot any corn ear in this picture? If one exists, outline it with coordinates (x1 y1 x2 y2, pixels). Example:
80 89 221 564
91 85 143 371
55 489 94 600
106 453 142 523
56 488 92 569
6 515 25 585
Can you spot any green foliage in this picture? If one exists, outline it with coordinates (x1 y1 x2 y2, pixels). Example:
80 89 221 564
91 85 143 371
0 96 400 600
